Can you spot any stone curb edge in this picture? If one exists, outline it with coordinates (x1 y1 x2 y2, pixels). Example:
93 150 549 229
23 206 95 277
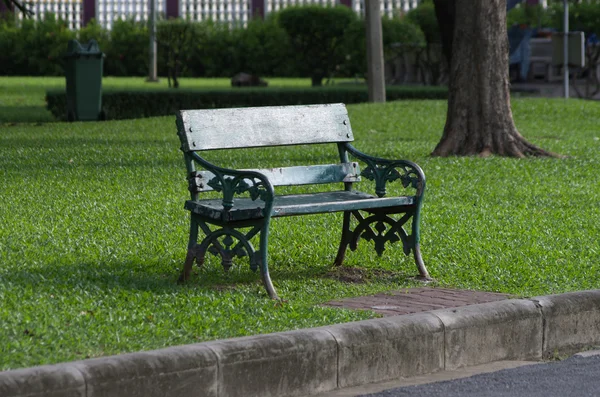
2 290 600 397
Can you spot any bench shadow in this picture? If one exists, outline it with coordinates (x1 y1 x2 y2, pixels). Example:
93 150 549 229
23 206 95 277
1 256 414 297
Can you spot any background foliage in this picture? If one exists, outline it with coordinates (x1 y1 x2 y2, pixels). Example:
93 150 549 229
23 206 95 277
2 2 599 78
0 6 424 78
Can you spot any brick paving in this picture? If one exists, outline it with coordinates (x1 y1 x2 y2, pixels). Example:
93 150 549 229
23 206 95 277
322 287 511 317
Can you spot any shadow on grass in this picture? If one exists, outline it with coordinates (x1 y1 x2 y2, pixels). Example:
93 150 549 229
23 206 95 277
0 106 56 123
0 256 414 296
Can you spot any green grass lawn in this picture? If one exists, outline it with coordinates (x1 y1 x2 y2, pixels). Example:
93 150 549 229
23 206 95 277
1 77 599 371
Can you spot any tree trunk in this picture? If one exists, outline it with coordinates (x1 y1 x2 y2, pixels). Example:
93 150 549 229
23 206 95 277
431 0 557 158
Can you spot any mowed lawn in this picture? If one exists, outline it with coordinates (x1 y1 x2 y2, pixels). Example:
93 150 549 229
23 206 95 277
1 77 599 370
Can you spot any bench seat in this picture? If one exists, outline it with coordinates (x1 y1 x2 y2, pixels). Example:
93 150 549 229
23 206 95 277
185 191 414 222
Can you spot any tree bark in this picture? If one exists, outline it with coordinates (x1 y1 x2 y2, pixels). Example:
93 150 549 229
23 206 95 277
431 0 558 158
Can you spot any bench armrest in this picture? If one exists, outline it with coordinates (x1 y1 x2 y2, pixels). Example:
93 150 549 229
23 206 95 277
343 143 426 199
187 152 275 213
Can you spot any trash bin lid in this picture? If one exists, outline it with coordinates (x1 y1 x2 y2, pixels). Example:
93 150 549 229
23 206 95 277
64 39 104 58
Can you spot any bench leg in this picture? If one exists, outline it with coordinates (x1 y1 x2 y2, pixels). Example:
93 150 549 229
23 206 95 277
333 211 352 266
411 208 432 281
259 221 279 300
333 210 433 281
178 217 199 283
413 244 431 280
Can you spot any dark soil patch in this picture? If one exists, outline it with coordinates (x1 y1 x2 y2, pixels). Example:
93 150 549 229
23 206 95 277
325 266 408 284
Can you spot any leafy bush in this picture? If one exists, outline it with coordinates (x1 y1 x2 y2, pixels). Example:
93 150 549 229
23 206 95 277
104 19 148 76
46 86 448 120
78 19 111 54
156 18 195 87
192 21 243 78
382 17 425 60
405 0 439 45
1 8 429 80
278 6 359 86
0 14 20 75
548 2 600 35
0 13 75 76
404 1 445 85
507 2 600 36
506 4 555 28
340 17 425 80
234 16 293 77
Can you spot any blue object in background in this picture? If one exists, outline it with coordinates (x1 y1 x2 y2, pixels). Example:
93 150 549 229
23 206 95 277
508 25 535 81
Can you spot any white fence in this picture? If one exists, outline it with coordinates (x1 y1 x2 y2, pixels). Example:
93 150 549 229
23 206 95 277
18 0 83 30
352 0 419 17
180 0 250 25
13 0 600 30
13 0 423 30
97 0 165 30
266 0 337 14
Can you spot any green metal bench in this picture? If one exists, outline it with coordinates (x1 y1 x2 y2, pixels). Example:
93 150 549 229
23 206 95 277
176 103 431 299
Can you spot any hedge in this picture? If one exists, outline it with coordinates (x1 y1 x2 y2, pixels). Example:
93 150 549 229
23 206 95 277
46 86 449 121
1 10 425 79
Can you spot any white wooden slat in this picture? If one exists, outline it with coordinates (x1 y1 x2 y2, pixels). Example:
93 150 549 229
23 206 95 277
192 163 361 192
178 103 354 151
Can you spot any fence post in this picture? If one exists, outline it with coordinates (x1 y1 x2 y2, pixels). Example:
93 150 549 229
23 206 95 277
251 0 264 19
83 0 96 25
166 0 179 18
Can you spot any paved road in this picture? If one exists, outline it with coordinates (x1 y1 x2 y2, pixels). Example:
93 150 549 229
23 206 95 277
361 353 600 397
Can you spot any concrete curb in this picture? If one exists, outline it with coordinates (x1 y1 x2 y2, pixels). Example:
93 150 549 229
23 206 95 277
2 290 600 397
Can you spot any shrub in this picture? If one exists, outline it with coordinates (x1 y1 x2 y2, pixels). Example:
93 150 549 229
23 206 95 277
339 17 425 80
382 17 425 60
156 18 195 87
278 6 359 86
506 4 554 28
234 16 293 77
78 19 111 55
190 21 242 78
0 14 75 76
548 2 600 35
104 19 148 76
405 0 439 45
46 86 448 121
405 1 445 85
0 14 20 75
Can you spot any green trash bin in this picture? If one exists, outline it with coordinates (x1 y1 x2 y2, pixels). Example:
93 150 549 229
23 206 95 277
64 39 104 122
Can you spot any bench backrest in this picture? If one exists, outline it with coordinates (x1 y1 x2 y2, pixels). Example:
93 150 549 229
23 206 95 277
176 103 354 151
177 103 361 191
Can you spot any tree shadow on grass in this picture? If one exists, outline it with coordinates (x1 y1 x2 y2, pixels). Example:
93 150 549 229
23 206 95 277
0 106 56 123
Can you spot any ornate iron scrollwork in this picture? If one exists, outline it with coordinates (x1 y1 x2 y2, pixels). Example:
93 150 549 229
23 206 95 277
349 212 412 257
360 163 421 198
195 227 260 272
206 175 271 210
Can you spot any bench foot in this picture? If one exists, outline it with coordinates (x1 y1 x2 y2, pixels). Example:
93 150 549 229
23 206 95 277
413 244 432 281
260 265 279 300
333 211 352 267
177 248 197 284
258 223 279 299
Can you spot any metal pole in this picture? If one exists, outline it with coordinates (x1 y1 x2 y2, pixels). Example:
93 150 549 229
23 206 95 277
365 0 386 103
563 0 569 98
147 0 158 82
